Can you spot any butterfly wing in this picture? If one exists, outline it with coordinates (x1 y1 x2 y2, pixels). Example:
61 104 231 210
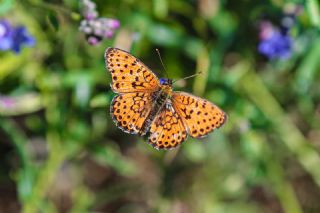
105 47 160 93
148 101 187 150
111 92 154 135
172 92 227 138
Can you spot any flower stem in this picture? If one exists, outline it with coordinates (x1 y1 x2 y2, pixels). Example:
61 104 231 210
193 46 210 96
238 62 320 188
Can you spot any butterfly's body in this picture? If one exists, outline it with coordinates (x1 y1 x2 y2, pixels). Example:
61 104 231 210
105 47 227 150
140 80 173 135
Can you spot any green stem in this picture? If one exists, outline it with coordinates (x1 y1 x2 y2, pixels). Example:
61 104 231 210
193 47 210 96
0 118 31 169
294 37 320 94
0 118 35 202
70 186 94 213
22 131 66 213
22 93 67 213
261 134 303 213
306 0 320 28
268 158 303 213
238 63 320 187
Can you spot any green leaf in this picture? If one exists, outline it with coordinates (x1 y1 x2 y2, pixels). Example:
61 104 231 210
147 24 184 47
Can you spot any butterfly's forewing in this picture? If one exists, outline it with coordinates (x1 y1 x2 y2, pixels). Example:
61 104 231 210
111 92 154 135
148 101 187 150
105 48 160 93
172 92 227 138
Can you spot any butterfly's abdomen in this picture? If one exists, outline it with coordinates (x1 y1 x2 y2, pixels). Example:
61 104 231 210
139 90 170 135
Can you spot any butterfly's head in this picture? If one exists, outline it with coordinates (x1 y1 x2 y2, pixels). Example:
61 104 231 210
160 78 173 86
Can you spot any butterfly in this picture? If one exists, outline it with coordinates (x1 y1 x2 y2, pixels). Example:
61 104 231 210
105 47 227 150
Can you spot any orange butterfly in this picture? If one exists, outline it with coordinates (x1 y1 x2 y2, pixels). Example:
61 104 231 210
105 47 227 150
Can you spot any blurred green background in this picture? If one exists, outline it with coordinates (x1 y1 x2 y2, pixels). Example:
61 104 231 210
1 0 320 212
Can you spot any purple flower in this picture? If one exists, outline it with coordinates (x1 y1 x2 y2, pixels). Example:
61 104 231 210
257 4 302 60
258 31 292 59
0 96 15 108
0 20 13 50
79 0 120 45
0 19 35 54
258 21 292 60
100 18 120 29
11 26 35 53
81 0 98 20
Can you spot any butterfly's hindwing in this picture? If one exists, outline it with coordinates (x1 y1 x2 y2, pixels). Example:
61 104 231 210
110 92 154 135
172 92 227 138
148 100 187 150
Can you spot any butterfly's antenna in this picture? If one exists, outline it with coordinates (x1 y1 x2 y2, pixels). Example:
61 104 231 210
156 48 169 78
172 71 202 84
